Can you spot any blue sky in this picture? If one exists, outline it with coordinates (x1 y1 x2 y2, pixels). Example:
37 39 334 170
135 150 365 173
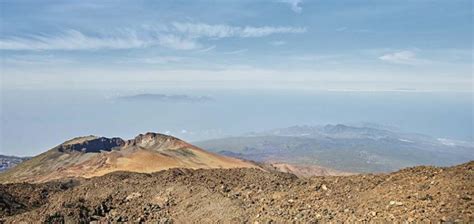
1 0 472 91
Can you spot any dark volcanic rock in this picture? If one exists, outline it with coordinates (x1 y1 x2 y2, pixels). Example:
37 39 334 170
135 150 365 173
57 137 125 153
1 162 472 223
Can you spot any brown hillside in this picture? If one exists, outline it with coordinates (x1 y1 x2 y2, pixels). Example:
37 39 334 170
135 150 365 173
0 133 257 183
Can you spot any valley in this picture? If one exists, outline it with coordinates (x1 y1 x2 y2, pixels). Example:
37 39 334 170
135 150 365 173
196 124 474 173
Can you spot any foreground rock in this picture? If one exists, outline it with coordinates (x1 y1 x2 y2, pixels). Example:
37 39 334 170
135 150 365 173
263 162 354 177
1 162 473 223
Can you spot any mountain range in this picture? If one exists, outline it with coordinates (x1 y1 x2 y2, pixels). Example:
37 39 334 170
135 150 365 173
195 124 474 173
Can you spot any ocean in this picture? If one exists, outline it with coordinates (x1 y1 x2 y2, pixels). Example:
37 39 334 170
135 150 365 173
1 89 472 156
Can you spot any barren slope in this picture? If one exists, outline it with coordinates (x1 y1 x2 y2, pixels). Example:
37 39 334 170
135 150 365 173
0 133 257 183
1 162 472 223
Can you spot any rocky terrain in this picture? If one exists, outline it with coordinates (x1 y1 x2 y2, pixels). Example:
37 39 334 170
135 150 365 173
0 133 257 183
261 162 353 177
1 161 472 223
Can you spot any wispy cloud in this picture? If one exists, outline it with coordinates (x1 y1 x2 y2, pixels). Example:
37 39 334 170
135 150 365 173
157 34 201 50
269 40 286 46
223 49 248 55
0 30 149 50
379 50 429 65
3 54 75 65
170 22 306 38
279 0 303 13
0 23 306 51
194 45 216 53
291 54 342 62
120 56 184 64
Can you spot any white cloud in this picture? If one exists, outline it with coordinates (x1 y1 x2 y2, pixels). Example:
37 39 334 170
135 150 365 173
157 35 201 50
0 30 200 51
290 54 342 62
121 56 185 64
3 54 75 65
280 0 303 13
194 45 216 53
240 26 305 37
223 49 248 55
379 50 429 65
0 30 149 50
171 23 235 38
0 23 306 51
170 22 306 38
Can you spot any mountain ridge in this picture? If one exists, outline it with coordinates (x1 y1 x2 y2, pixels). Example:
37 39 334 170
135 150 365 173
196 124 474 173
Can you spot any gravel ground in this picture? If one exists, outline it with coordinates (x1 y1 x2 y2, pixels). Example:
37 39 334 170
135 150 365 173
1 161 473 223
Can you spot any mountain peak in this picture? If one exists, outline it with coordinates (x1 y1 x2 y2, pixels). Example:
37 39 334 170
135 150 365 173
126 132 186 149
1 132 257 183
56 132 185 153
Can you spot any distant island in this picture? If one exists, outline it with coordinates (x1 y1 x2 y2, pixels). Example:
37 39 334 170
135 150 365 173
117 94 214 103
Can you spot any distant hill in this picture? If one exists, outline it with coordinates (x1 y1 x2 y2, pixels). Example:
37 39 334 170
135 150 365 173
0 132 257 183
0 155 30 173
195 124 474 173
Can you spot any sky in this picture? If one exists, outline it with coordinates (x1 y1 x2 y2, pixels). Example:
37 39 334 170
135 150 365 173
0 0 473 155
0 0 472 91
